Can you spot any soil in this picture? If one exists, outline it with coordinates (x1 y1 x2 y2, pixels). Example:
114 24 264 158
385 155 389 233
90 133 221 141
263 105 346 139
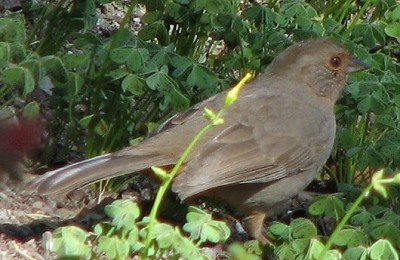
0 174 120 259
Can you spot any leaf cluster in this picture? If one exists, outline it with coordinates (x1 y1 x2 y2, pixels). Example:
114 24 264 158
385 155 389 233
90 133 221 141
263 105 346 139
51 200 231 259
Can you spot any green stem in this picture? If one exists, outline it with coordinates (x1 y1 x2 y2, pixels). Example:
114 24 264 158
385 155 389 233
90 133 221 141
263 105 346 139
318 183 373 259
141 72 252 258
347 0 374 32
97 2 135 77
143 118 219 256
336 0 353 25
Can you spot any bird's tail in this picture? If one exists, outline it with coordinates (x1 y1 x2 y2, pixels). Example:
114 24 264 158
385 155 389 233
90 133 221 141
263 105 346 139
26 150 174 195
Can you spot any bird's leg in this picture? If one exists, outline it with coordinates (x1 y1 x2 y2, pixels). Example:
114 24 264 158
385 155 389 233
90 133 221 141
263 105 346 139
242 211 271 244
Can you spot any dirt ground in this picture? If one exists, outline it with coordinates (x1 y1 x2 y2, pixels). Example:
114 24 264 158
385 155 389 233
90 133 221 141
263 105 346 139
0 173 128 260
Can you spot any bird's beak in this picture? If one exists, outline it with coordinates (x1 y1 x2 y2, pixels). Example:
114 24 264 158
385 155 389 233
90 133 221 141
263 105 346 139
347 57 369 73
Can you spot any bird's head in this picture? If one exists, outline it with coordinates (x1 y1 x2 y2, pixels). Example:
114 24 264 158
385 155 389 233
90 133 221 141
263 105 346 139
268 38 369 102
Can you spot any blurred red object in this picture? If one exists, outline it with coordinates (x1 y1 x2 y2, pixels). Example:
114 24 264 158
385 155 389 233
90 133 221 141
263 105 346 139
0 117 44 180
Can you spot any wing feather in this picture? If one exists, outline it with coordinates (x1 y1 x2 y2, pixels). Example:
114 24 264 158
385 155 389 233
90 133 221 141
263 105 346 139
173 122 315 199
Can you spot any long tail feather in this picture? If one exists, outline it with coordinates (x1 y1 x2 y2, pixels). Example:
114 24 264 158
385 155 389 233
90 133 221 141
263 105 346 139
26 152 173 195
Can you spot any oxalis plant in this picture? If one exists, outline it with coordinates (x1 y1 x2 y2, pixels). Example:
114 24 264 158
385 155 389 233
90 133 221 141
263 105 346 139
49 73 260 259
268 170 400 260
252 173 400 260
318 169 400 259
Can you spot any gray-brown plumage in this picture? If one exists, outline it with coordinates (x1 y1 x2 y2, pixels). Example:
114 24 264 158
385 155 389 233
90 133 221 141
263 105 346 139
26 38 368 243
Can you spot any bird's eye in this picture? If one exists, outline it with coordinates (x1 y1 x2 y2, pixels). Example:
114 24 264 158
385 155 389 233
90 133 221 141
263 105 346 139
330 56 342 68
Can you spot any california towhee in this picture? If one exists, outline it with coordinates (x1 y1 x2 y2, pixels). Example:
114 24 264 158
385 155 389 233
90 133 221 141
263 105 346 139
27 38 368 243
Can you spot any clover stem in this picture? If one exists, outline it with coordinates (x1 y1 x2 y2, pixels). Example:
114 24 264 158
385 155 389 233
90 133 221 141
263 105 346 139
318 183 373 259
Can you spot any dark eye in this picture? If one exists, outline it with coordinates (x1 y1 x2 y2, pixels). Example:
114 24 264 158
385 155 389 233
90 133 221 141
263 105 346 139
330 56 342 68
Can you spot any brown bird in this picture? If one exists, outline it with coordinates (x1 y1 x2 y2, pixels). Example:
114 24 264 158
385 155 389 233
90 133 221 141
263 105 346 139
27 38 368 243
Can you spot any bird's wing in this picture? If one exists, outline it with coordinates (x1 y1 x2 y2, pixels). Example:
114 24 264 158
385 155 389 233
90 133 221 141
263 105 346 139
173 96 316 198
174 124 315 198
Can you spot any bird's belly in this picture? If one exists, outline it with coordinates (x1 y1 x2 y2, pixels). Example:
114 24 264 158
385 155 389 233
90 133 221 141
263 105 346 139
208 165 318 215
